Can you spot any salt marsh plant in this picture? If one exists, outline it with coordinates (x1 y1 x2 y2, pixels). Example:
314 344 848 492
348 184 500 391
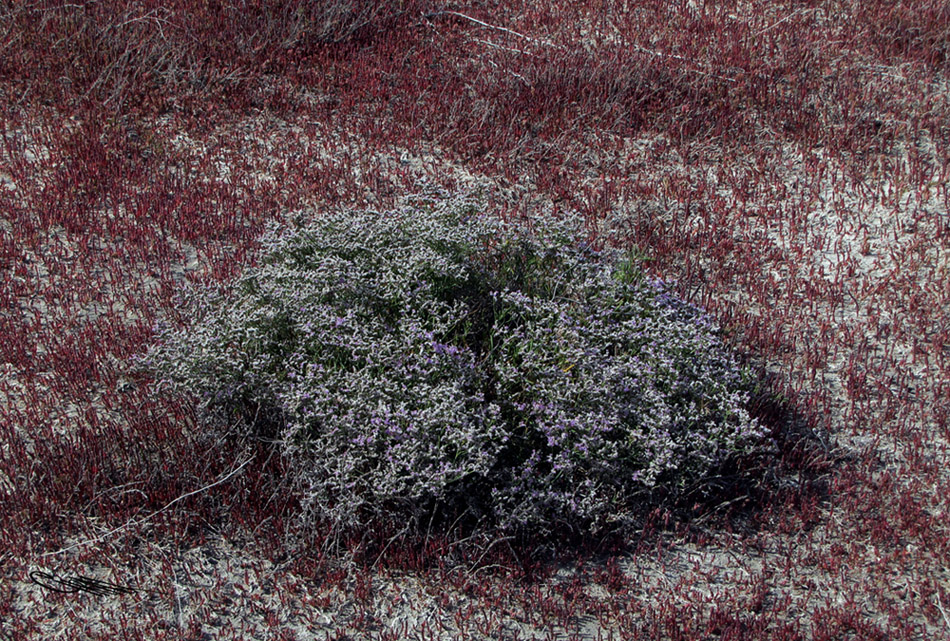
4 2 948 636
140 190 768 538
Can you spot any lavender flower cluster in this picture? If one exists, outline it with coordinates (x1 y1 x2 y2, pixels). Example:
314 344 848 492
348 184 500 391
140 190 768 535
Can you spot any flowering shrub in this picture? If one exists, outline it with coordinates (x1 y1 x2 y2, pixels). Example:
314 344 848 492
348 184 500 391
140 190 768 535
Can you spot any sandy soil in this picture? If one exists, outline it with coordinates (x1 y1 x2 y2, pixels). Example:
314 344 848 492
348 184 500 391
2 89 949 639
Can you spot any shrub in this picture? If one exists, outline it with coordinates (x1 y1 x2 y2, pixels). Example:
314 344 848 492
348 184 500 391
139 189 768 537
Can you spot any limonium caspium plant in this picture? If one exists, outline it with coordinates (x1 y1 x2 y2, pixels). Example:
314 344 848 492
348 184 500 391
139 190 768 536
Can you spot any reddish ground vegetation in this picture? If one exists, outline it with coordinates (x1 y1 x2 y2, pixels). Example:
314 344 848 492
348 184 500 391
1 1 948 638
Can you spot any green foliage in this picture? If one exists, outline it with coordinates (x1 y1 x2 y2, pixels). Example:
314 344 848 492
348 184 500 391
140 190 768 537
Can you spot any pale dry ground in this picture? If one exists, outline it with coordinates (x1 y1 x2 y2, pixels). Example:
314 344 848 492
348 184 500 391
2 96 948 640
3 8 950 635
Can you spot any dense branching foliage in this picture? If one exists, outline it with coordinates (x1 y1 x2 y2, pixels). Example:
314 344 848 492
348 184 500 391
141 192 767 535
